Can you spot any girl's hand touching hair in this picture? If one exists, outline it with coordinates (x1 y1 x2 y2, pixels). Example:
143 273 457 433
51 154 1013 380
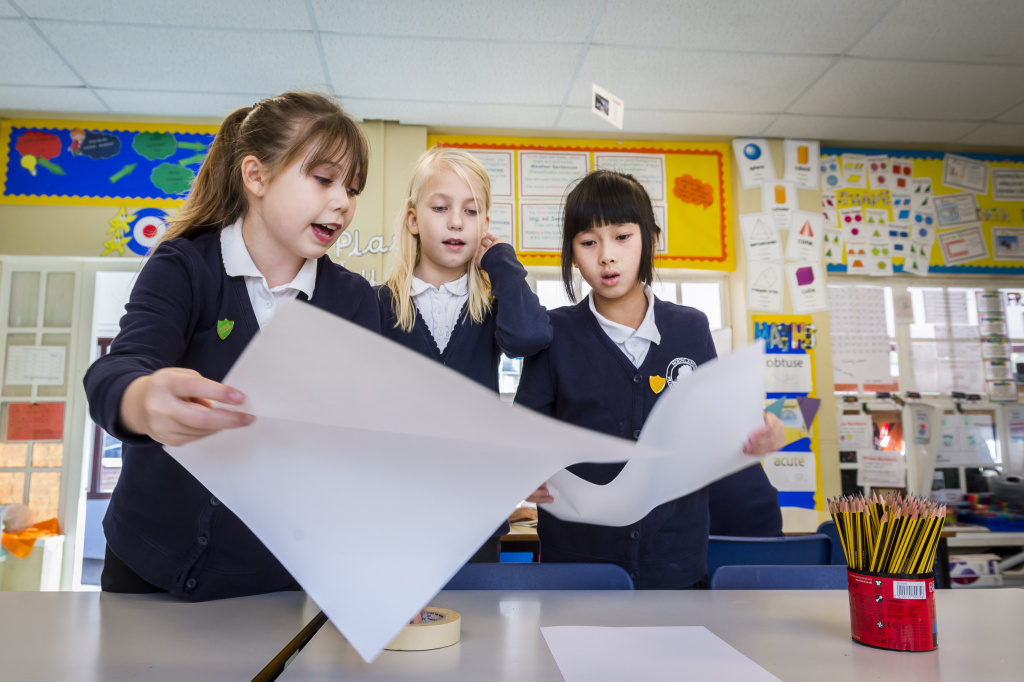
742 412 786 456
475 232 503 267
119 367 255 446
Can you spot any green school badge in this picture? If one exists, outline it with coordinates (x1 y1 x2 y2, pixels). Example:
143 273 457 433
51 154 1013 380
217 319 234 340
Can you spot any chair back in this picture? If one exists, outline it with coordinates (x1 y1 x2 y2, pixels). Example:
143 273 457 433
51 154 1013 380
443 562 634 590
710 564 849 590
815 520 849 565
706 533 831 577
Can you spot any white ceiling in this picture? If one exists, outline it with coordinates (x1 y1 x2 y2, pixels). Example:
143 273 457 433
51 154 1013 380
3 0 1024 147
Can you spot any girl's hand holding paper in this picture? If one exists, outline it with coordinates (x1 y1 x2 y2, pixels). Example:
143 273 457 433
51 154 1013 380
742 412 785 456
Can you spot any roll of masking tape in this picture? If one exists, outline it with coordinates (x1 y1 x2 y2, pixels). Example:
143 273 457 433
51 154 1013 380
385 607 461 651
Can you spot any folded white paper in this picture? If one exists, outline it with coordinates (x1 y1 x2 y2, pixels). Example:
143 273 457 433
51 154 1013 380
543 341 766 526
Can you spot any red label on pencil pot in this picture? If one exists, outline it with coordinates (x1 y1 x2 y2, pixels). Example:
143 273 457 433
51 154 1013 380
847 570 937 652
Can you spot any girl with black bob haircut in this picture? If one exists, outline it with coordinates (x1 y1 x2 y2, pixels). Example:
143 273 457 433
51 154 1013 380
516 169 784 589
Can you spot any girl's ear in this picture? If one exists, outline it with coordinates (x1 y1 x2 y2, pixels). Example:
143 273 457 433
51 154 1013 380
241 155 267 198
406 208 420 236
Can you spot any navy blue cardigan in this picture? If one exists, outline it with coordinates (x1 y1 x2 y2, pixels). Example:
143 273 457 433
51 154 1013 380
375 243 552 390
708 464 783 537
514 297 716 589
84 230 380 601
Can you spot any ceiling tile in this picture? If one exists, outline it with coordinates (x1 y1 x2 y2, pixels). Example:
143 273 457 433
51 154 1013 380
569 46 832 112
38 23 327 93
956 122 1024 147
556 106 775 136
0 18 82 86
996 100 1024 123
311 0 600 42
95 89 271 117
850 0 1024 65
788 57 1024 120
0 85 106 113
323 35 579 105
598 0 894 53
344 98 559 128
763 114 979 144
17 0 310 30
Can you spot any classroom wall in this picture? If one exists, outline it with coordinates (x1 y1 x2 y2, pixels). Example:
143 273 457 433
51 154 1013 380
0 120 426 267
729 139 841 502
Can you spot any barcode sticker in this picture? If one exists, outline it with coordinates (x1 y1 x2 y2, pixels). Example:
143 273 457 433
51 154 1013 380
893 580 926 599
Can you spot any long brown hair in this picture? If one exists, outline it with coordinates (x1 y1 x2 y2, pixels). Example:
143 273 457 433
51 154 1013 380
164 91 369 242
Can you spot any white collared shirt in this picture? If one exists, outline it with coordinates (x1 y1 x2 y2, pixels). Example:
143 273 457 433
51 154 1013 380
220 218 318 329
411 274 469 353
589 284 661 367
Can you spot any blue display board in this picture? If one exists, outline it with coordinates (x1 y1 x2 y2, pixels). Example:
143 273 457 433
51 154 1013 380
0 119 218 206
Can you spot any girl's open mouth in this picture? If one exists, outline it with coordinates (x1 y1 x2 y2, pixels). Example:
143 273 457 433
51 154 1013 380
601 271 620 286
443 238 466 251
311 223 339 243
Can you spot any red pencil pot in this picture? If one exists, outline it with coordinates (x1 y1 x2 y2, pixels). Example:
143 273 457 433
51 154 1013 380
847 569 937 652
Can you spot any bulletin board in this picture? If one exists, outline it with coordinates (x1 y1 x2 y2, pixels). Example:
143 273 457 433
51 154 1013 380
822 147 1024 276
752 315 823 511
0 119 219 207
429 135 734 271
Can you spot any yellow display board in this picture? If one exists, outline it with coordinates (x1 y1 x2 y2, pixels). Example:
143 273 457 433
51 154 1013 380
824 148 1024 275
428 135 734 271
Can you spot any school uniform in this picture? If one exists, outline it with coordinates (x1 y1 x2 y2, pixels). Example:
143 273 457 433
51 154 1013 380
708 464 784 537
84 225 380 602
376 242 551 558
375 242 552 391
514 290 716 589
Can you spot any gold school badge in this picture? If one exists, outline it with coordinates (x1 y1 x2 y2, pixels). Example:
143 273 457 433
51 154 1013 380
649 376 666 394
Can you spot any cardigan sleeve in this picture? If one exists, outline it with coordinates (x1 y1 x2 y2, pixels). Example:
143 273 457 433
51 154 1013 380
346 277 383 335
480 243 552 358
513 343 557 418
83 240 199 444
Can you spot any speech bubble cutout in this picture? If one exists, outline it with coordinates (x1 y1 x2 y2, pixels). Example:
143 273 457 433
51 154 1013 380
673 174 714 209
80 132 122 160
132 132 178 161
150 163 195 195
15 130 62 160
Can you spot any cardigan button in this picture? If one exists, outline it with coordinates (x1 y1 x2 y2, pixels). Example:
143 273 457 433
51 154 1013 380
633 374 642 384
633 430 641 439
197 535 209 547
185 578 197 590
210 496 221 506
630 530 640 540
629 571 639 581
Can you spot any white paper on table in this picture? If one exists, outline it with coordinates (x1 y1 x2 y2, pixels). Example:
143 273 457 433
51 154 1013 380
169 301 675 663
542 626 780 682
542 342 766 527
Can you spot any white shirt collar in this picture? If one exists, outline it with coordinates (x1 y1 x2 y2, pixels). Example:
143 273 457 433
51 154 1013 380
410 274 469 298
220 218 317 297
589 283 661 346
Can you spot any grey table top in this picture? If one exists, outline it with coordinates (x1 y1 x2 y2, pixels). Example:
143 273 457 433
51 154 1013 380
0 588 1020 681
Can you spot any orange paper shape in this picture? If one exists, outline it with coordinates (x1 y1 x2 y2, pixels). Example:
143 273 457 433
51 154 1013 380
6 402 64 441
1 517 60 559
673 174 714 209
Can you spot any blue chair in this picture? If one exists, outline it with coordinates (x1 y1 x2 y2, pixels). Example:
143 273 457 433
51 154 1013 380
710 564 849 590
706 534 831 578
815 520 848 565
443 562 634 590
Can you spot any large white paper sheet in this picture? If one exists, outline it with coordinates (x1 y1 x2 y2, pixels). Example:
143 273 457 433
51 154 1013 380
542 626 780 682
169 302 766 663
542 342 766 526
170 302 662 662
